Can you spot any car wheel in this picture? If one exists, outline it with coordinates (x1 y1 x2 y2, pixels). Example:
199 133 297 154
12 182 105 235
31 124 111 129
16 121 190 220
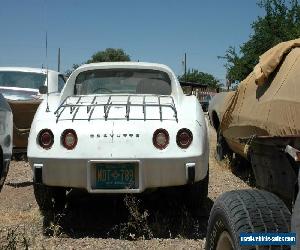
216 130 232 161
184 169 209 211
205 189 291 250
33 182 66 213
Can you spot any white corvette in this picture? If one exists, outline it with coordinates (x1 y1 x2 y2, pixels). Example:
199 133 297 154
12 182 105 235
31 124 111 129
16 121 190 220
28 62 209 212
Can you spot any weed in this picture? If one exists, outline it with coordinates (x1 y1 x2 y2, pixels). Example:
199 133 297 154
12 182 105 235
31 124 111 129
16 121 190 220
109 193 206 240
221 155 232 169
43 209 66 237
109 195 153 240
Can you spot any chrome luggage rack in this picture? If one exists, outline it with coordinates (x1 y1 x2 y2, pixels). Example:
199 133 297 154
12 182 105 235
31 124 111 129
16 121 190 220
54 94 178 123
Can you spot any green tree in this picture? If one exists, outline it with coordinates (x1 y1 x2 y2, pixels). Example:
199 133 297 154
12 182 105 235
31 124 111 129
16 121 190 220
221 0 300 84
86 48 130 63
65 63 81 77
179 69 220 88
65 48 131 76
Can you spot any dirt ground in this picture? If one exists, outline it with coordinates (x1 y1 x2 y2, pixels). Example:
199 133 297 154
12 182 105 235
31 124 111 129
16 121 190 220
0 124 250 249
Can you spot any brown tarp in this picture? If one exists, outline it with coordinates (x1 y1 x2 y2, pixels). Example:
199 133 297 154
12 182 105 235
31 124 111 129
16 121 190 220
221 38 300 140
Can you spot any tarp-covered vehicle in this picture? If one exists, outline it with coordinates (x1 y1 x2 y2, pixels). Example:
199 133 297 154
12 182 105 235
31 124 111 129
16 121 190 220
0 67 65 153
0 93 13 191
206 38 300 250
209 39 300 208
28 62 209 213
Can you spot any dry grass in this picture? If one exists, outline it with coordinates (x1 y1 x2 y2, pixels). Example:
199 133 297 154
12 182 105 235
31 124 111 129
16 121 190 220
0 227 30 250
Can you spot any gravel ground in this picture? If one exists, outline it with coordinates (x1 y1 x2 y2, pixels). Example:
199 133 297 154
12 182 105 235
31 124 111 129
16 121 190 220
0 124 250 249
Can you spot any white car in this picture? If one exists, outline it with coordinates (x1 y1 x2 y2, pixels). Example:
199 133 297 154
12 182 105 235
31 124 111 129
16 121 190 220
28 62 209 212
0 67 65 101
0 67 65 152
0 93 13 191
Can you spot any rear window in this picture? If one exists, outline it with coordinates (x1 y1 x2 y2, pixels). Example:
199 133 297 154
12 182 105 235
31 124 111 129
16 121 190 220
0 71 46 89
75 69 172 95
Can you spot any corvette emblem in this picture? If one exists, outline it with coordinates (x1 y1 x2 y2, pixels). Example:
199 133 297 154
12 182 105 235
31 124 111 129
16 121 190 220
90 133 140 138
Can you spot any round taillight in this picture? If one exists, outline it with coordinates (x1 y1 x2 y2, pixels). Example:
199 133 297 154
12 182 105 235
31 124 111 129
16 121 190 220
153 129 169 150
177 128 193 149
61 129 77 150
38 129 54 149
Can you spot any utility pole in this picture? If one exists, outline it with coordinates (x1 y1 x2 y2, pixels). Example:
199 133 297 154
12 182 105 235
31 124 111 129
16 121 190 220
184 52 187 82
58 48 61 72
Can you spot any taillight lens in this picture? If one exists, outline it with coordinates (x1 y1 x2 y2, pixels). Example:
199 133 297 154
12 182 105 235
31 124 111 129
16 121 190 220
153 129 169 150
177 128 193 149
61 129 78 150
38 129 54 149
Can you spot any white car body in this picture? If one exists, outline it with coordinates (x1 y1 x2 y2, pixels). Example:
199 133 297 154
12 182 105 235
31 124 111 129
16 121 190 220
28 62 209 194
0 94 13 191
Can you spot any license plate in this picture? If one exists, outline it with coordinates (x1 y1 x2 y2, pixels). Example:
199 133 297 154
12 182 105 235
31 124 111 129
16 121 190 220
94 163 136 189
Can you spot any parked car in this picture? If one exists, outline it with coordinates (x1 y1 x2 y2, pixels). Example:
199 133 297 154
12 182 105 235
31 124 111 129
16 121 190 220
0 67 65 153
180 81 216 112
27 62 209 213
200 94 213 112
0 93 13 191
208 39 300 208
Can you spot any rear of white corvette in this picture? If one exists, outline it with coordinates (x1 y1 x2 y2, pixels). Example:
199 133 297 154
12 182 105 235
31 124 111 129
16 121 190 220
27 62 209 212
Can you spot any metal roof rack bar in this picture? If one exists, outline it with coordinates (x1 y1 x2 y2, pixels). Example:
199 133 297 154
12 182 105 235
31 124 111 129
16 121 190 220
158 96 162 121
54 97 67 115
70 106 76 114
87 96 97 113
88 106 96 121
125 95 131 121
104 96 112 120
76 96 82 104
56 106 66 123
142 96 146 121
171 97 178 122
55 95 178 123
59 103 175 109
72 107 80 121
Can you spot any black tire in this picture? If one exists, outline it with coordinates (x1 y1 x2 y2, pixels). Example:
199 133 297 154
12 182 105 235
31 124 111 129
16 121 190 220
205 189 291 250
184 169 209 210
33 182 66 213
216 130 232 161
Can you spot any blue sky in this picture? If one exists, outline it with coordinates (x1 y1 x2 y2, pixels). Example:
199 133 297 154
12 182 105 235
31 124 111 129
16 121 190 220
0 0 264 84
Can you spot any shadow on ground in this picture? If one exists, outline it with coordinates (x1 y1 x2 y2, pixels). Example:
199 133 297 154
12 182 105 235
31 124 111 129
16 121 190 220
43 190 213 240
227 154 256 187
6 181 33 188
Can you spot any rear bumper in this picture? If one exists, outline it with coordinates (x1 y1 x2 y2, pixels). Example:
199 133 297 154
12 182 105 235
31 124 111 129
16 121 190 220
30 154 208 193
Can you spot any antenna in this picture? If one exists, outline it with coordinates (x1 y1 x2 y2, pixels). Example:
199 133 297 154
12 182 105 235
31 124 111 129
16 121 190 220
184 52 187 82
45 31 50 112
58 47 61 72
43 0 50 112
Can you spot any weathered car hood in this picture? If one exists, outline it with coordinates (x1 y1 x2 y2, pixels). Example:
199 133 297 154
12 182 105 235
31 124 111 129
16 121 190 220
0 87 42 149
220 38 300 139
0 86 40 101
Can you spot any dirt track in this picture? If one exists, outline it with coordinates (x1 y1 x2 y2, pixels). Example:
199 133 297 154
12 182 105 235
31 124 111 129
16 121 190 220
0 124 250 249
